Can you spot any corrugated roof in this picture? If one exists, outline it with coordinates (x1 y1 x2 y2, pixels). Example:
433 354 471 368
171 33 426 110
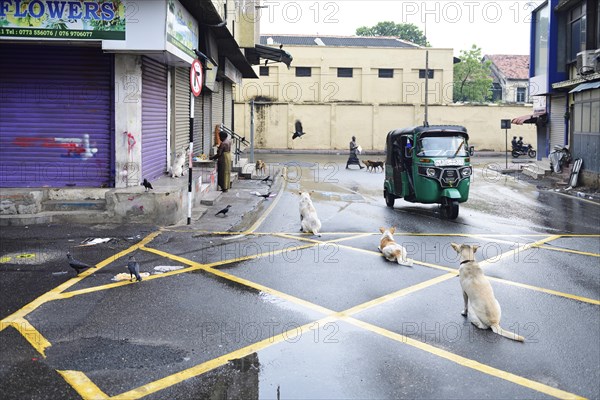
486 55 530 80
261 35 418 48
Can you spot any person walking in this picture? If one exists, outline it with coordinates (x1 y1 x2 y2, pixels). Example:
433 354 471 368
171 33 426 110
346 136 364 169
211 130 231 192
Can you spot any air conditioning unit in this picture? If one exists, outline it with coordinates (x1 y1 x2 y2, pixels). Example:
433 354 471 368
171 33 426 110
577 50 596 75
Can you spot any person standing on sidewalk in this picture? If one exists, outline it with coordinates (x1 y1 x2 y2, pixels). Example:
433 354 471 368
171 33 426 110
211 130 231 192
346 136 364 169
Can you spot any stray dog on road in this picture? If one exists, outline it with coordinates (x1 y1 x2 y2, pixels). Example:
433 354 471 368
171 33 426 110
363 160 384 172
299 191 321 236
451 243 524 342
378 227 413 266
255 160 266 176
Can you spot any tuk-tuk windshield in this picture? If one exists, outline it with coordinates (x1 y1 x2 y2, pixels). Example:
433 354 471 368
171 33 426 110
417 136 468 157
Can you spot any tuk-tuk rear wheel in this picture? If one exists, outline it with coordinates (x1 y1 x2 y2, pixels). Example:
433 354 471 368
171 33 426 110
384 190 395 208
441 197 459 219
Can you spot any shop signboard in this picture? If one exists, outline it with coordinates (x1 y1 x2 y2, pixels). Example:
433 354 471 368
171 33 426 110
166 0 198 59
0 0 126 40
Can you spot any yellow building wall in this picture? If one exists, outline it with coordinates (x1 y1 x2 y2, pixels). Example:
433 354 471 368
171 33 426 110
234 102 537 152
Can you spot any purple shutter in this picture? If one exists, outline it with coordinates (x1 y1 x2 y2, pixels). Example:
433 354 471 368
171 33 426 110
0 44 113 188
141 57 168 180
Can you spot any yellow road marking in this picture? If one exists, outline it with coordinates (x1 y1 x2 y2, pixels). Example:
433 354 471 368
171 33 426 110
479 235 561 267
488 277 600 305
56 370 109 400
111 317 335 400
9 318 52 357
345 317 586 400
245 167 288 233
533 245 600 258
342 273 458 316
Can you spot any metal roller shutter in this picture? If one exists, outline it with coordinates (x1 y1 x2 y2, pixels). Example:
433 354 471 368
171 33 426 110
549 95 567 149
212 82 224 129
224 81 233 128
173 67 190 156
193 95 203 157
0 44 113 188
141 57 168 180
203 93 213 154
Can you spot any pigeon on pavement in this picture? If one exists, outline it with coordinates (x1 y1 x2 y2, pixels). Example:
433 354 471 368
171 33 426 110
142 178 153 192
215 205 232 217
67 252 95 274
127 255 142 282
292 120 306 140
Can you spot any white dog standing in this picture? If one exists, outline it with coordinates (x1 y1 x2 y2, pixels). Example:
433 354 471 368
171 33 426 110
378 227 413 266
451 243 524 342
299 191 321 236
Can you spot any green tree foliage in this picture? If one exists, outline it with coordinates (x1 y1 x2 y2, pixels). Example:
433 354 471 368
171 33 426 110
356 21 429 46
453 45 493 103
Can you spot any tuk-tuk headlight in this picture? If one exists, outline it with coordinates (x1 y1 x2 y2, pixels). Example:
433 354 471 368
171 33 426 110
426 168 436 177
461 167 472 177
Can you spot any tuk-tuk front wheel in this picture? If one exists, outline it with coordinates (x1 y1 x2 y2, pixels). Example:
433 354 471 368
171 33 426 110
441 197 459 220
384 190 395 208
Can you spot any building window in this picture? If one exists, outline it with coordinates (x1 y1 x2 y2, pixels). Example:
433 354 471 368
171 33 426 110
295 67 312 77
259 66 269 76
491 83 502 102
378 69 394 78
516 87 527 103
337 68 353 78
419 69 434 79
568 3 586 62
534 3 549 76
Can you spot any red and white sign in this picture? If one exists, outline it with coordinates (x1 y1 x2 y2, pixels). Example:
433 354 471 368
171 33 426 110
190 59 203 97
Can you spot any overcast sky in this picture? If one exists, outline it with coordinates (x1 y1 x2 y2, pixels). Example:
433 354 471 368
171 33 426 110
258 0 543 56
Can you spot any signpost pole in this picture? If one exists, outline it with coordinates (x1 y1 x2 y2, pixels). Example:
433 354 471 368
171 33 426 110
188 59 203 225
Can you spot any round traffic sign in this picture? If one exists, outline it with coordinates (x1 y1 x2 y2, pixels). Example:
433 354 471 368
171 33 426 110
190 59 203 97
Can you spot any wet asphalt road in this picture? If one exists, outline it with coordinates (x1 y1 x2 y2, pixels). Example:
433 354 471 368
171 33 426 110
0 154 599 399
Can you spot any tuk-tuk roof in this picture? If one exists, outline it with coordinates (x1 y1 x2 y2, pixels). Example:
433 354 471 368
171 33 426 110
387 125 468 141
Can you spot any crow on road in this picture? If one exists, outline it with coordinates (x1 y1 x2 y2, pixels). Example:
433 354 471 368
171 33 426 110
67 252 95 274
142 178 153 192
127 255 142 282
215 205 232 217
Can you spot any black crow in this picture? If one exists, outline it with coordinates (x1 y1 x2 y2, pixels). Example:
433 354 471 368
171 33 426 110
67 252 95 274
261 175 271 183
292 120 306 140
215 205 232 217
142 178 153 192
127 255 142 282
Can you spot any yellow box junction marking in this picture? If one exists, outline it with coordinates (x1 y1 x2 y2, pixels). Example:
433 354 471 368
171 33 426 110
2 229 597 399
57 370 109 400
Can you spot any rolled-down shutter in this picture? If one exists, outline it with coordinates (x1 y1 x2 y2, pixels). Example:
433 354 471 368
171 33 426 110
0 44 113 188
173 67 190 156
212 82 224 129
224 81 233 129
203 93 213 153
141 57 168 180
193 95 206 157
550 95 567 149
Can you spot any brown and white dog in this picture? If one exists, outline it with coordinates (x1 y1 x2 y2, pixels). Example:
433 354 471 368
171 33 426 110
378 227 413 266
299 191 321 236
451 243 524 342
255 160 266 176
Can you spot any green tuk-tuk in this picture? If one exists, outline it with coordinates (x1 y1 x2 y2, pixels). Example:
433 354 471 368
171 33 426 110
383 125 472 219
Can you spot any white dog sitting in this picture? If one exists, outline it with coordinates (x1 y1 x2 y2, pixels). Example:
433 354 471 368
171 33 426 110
299 191 321 236
378 227 413 266
170 148 188 178
451 243 524 342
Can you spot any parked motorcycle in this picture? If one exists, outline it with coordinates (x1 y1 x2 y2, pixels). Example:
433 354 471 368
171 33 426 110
511 143 536 158
549 145 571 173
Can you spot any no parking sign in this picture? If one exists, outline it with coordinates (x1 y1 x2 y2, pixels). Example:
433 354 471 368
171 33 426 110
190 59 203 97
